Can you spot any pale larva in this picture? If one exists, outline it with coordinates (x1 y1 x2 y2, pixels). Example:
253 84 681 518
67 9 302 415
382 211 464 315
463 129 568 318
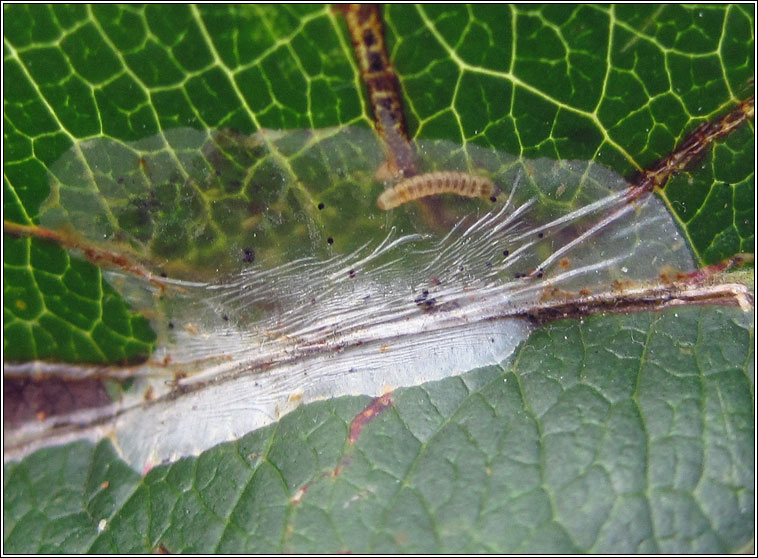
376 171 497 210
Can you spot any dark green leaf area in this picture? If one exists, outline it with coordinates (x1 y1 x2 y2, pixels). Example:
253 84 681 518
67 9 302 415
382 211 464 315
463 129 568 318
454 73 514 148
4 117 34 163
614 5 720 53
5 306 752 553
515 6 608 113
61 23 121 84
610 28 669 100
3 238 155 364
17 46 101 138
91 4 146 51
668 54 730 117
4 266 44 322
511 89 560 158
51 4 88 30
444 5 512 71
3 4 62 48
151 88 204 129
186 68 255 131
96 75 159 140
202 5 302 68
552 111 604 161
721 6 755 94
3 180 32 226
3 60 60 138
143 6 210 75
124 40 185 89
4 159 50 222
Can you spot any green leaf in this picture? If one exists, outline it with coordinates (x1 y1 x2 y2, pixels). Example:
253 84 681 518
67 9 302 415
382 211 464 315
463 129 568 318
4 306 753 553
4 234 155 363
3 4 754 553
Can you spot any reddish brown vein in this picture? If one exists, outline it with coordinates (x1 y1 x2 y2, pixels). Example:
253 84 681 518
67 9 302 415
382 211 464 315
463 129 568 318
348 391 393 443
522 253 754 324
632 95 754 195
3 221 168 290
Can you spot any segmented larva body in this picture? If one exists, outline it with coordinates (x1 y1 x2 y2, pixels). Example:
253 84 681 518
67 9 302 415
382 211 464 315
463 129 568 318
376 171 497 210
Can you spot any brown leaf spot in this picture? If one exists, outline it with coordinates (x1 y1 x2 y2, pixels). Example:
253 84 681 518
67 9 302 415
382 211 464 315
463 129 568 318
348 392 393 444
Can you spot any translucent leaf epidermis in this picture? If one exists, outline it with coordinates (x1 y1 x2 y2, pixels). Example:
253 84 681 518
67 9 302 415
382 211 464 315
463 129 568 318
10 125 695 469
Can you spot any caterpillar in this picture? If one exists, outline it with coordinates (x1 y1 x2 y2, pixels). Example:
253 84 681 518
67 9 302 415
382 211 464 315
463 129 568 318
376 171 497 210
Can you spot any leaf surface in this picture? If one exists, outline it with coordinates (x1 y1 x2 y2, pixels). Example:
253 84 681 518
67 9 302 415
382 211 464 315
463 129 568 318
3 4 754 553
